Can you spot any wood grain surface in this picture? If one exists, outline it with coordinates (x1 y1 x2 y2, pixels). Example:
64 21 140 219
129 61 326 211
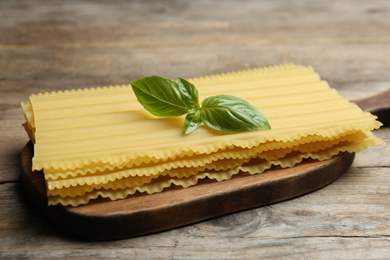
1 0 389 259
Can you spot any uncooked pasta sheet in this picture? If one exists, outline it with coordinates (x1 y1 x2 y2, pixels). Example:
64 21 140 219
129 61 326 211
21 64 383 206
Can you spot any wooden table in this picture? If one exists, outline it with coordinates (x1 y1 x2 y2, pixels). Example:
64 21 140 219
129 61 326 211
1 0 389 258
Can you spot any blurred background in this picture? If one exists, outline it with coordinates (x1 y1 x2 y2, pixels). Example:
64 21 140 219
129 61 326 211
2 0 389 99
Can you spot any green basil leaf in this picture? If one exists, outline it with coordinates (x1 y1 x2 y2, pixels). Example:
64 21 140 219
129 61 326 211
131 76 188 117
177 77 200 109
132 75 271 135
200 94 271 133
183 108 202 135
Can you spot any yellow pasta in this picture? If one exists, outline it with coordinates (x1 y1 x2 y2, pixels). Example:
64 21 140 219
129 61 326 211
46 130 381 206
21 63 383 206
24 64 379 172
44 131 373 186
46 130 381 202
46 157 249 197
41 130 372 185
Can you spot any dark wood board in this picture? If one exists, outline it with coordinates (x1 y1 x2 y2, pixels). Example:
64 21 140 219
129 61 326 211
21 142 355 241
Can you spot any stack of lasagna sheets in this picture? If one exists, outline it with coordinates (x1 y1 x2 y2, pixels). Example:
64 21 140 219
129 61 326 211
21 64 383 206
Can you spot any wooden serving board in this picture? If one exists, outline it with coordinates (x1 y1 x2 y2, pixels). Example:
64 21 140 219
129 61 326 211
20 90 389 241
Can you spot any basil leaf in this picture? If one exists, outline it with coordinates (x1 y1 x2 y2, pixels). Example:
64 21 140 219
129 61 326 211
200 95 271 133
183 108 202 135
177 77 200 109
131 76 188 117
132 75 272 135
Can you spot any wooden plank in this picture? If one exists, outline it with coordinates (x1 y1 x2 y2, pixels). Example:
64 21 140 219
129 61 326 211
1 0 389 258
1 0 389 46
1 44 390 82
1 166 390 259
354 128 390 167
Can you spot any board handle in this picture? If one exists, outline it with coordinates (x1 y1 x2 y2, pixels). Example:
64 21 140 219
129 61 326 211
353 89 390 127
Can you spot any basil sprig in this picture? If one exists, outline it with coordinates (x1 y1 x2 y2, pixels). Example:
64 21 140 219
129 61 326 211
131 76 271 135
